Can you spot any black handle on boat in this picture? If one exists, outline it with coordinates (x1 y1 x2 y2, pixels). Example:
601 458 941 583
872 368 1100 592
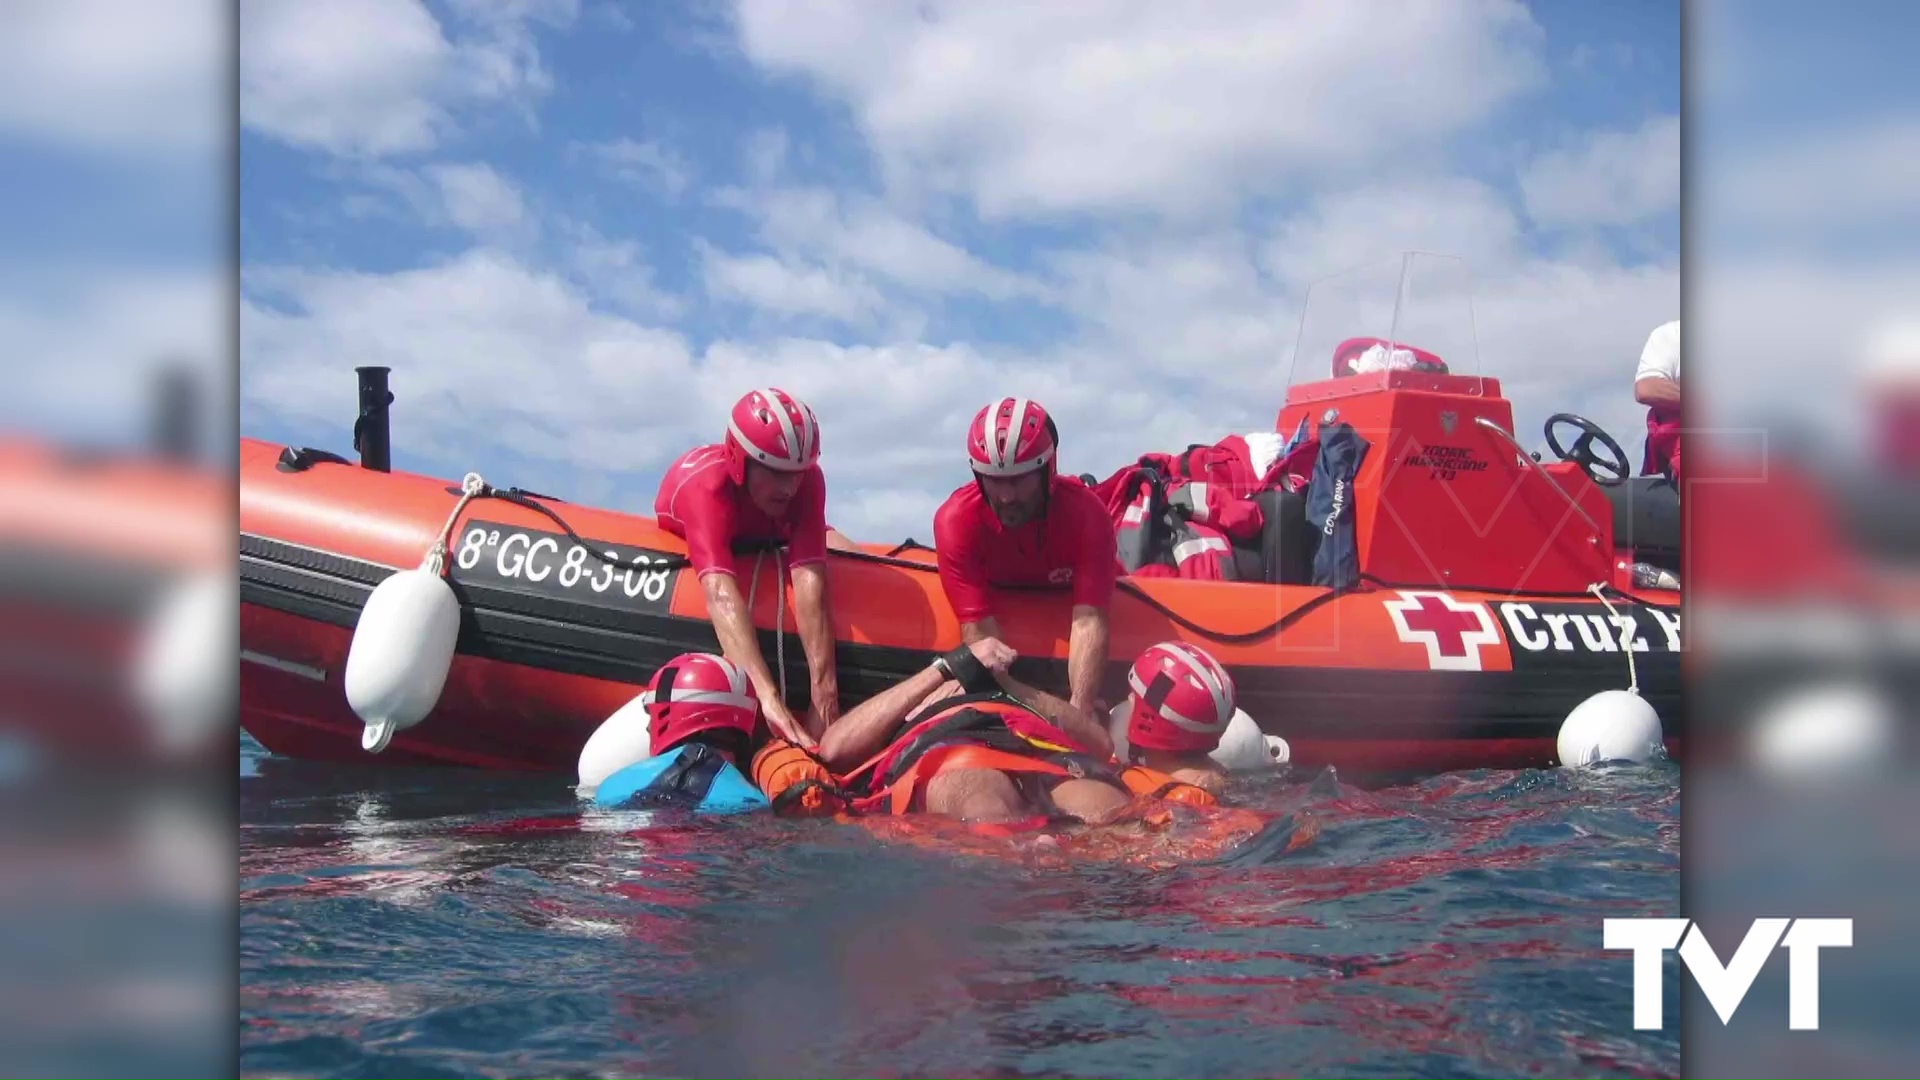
150 360 198 463
354 365 393 473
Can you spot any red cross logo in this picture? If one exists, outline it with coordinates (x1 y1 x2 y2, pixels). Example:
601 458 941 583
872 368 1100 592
1383 590 1501 671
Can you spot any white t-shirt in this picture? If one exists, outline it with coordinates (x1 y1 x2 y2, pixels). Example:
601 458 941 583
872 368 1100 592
1635 320 1681 384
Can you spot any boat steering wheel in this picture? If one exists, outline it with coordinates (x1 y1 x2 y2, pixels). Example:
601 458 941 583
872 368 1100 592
1544 413 1630 487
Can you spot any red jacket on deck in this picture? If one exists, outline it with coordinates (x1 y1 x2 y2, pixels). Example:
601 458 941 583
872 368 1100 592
1092 464 1249 581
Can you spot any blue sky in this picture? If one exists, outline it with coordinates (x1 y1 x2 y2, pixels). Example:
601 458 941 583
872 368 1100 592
235 0 1682 539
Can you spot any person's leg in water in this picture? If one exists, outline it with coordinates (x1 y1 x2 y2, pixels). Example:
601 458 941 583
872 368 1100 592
923 768 1031 823
922 770 1136 826
1046 778 1134 825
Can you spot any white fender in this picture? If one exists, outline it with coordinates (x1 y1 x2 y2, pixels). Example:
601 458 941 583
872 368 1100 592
577 693 653 795
1557 689 1664 768
133 570 236 759
1747 681 1895 781
1209 708 1289 771
343 566 460 753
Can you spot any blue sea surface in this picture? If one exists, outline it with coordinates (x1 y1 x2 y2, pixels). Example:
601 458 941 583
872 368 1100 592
239 733 1680 1078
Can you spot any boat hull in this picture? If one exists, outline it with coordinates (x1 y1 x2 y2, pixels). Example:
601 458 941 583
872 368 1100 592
238 439 1684 777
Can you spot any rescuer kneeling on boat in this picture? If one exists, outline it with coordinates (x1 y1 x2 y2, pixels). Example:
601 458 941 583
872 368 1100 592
1112 642 1235 796
593 653 771 814
655 388 840 750
801 637 1215 827
931 397 1118 758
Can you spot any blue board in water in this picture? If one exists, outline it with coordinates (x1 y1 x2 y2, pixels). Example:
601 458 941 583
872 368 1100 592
591 743 770 814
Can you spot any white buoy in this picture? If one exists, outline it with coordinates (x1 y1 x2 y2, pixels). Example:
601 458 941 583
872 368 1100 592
343 565 460 753
1747 681 1895 781
1210 709 1290 771
132 570 236 759
577 694 653 795
1557 689 1664 767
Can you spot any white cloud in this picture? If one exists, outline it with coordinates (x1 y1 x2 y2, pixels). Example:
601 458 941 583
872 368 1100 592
712 182 1038 301
729 0 1547 219
0 267 229 454
1044 231 1292 411
560 218 685 321
1519 114 1680 228
241 227 1678 540
697 241 887 326
1264 178 1525 288
1040 182 1677 467
241 0 578 158
0 0 225 156
236 4 1681 543
1696 257 1920 450
242 249 697 479
324 162 536 244
589 2 637 33
427 163 528 235
580 138 693 198
1710 119 1920 234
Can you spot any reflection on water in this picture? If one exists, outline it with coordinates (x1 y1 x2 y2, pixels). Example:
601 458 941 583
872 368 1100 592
240 735 1679 1079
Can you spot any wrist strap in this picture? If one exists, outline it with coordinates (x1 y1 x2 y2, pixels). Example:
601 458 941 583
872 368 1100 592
940 644 995 693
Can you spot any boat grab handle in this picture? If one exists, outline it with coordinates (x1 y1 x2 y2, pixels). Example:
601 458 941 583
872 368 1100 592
1471 415 1606 539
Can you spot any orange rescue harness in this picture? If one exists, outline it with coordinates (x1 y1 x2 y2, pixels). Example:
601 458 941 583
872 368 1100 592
751 691 1217 819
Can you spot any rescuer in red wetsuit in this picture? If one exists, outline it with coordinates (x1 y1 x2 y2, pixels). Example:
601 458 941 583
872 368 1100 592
655 388 840 750
1114 641 1238 796
931 397 1117 758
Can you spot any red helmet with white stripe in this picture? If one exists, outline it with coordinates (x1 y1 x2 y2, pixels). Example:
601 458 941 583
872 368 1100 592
642 653 760 756
968 397 1057 478
1124 641 1237 754
725 388 821 484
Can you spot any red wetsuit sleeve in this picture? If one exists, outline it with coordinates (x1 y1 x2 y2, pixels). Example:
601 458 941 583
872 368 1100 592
678 468 741 581
784 466 829 568
934 489 994 624
1067 484 1120 609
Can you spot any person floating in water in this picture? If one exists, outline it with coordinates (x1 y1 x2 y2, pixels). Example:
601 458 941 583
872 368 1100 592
596 636 1248 833
1109 641 1236 797
591 652 773 814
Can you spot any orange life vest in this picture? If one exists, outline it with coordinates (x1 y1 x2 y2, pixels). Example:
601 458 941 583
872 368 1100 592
750 739 851 817
841 694 1101 816
842 693 1221 819
1117 764 1218 808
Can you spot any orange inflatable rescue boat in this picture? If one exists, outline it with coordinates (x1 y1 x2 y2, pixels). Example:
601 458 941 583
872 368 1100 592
239 255 1682 776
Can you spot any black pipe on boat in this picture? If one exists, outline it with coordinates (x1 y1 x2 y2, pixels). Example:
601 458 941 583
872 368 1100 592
353 365 393 472
150 360 198 463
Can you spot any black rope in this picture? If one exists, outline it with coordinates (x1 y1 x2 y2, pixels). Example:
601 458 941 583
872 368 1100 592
479 487 691 572
1113 577 1348 645
455 491 1664 650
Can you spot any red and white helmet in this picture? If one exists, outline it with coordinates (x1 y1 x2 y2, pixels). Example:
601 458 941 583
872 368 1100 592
725 388 821 483
1124 641 1237 754
641 653 760 756
968 397 1056 478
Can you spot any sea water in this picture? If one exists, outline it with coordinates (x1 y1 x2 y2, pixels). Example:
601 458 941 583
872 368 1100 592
240 733 1680 1078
